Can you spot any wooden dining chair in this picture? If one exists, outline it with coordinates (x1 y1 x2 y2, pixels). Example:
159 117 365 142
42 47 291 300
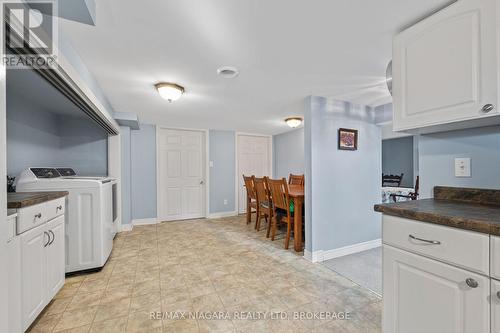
243 175 258 225
289 174 305 186
267 178 294 249
391 176 420 202
254 177 273 233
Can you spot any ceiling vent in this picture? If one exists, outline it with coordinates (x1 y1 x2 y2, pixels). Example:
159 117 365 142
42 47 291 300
217 66 239 79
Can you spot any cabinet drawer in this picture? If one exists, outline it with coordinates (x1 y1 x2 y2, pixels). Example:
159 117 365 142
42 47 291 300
17 203 47 235
46 198 65 220
383 215 489 275
491 236 500 279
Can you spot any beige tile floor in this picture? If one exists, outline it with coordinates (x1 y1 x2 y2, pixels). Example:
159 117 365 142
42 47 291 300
28 215 381 333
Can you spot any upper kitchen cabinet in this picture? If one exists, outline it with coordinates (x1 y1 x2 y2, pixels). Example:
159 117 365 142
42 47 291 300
392 0 499 133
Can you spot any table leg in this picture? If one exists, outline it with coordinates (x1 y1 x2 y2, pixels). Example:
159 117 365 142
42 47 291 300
294 197 303 252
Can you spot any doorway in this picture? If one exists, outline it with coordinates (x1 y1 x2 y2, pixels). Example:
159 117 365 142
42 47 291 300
236 134 272 213
157 128 207 221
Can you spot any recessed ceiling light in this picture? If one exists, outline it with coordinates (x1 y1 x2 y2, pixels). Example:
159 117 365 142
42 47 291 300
217 66 239 79
155 82 184 102
285 117 303 128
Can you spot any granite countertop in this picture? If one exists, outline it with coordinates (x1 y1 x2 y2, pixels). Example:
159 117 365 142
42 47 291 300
374 186 500 236
8 191 69 209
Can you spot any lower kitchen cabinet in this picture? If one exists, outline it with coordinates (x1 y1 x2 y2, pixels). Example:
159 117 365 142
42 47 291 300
20 224 47 330
45 216 65 300
493 279 500 333
20 214 65 331
383 245 490 333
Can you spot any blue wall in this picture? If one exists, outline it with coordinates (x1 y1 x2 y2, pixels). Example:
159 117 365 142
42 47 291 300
209 130 235 214
120 126 132 225
306 96 381 252
58 116 108 176
273 128 304 179
7 96 108 178
382 136 414 188
419 126 500 198
130 124 157 220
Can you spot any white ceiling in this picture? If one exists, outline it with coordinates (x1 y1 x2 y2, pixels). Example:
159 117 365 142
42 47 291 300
60 0 452 135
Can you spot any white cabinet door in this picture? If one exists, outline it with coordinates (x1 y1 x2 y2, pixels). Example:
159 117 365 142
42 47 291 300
393 0 498 132
46 215 65 300
383 245 490 333
493 279 500 333
492 236 500 280
20 225 47 330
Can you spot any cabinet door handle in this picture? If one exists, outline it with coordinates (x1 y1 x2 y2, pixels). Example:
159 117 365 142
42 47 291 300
466 278 479 288
35 213 42 219
409 234 441 245
43 231 50 247
482 104 494 113
48 230 55 246
56 205 63 211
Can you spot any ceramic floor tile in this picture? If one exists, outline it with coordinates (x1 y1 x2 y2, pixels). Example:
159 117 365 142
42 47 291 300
89 316 128 333
28 215 381 333
53 306 98 332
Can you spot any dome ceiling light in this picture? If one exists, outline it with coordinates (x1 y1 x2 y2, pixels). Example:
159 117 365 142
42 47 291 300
155 82 185 102
285 117 303 128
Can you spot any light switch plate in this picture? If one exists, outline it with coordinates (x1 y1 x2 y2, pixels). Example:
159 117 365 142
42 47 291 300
455 158 471 177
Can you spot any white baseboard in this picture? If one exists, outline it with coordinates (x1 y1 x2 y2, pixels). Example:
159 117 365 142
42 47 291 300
306 239 381 263
207 211 238 219
132 218 158 226
120 224 133 232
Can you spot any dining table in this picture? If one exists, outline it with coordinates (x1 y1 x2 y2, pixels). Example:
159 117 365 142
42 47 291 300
288 184 305 252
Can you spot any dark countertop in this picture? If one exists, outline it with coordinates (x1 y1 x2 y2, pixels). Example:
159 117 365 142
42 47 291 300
8 191 68 209
374 186 500 236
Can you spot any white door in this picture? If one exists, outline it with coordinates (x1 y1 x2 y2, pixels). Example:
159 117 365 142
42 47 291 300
21 225 47 330
493 279 500 333
158 129 206 221
237 135 271 213
383 245 490 333
46 216 65 300
393 0 498 131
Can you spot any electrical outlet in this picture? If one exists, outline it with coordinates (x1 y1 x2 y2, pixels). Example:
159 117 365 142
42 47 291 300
455 158 471 177
209 161 214 168
223 199 228 205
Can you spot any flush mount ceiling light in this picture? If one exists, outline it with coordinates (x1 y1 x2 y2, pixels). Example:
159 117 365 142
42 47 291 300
155 82 185 102
285 117 303 128
217 66 239 79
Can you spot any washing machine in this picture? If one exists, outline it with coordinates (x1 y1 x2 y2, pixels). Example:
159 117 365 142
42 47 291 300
16 168 118 273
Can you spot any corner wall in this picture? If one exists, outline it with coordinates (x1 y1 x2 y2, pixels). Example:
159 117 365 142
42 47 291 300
273 128 304 179
305 96 382 255
130 124 157 220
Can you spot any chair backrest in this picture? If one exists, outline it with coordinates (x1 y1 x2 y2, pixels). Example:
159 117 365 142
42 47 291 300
413 176 420 198
267 178 290 212
254 177 270 204
289 174 305 186
243 175 256 200
382 173 404 187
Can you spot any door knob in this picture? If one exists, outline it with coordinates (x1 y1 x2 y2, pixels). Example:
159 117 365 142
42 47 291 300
466 278 479 288
482 104 494 113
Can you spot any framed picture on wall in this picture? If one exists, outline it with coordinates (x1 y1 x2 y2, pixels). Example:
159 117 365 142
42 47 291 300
338 128 358 151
